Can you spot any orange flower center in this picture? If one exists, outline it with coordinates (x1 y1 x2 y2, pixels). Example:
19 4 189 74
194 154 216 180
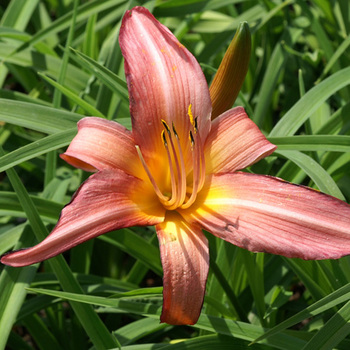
136 105 205 210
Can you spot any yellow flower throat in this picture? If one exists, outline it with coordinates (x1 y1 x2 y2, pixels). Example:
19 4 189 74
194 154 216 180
136 105 206 210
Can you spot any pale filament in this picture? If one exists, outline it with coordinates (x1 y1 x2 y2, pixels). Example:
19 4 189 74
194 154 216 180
135 145 169 204
187 109 206 193
161 130 179 209
161 121 184 209
194 130 206 192
172 125 187 207
135 112 205 210
180 132 199 209
159 121 187 210
181 120 206 209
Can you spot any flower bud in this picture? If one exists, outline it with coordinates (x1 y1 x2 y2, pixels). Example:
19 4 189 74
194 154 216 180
210 22 251 119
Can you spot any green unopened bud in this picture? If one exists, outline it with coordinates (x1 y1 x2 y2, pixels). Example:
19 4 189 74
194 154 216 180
209 22 251 120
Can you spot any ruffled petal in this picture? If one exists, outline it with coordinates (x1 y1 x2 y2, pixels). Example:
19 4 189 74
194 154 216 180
204 107 276 174
119 7 211 171
1 170 165 267
61 117 141 178
181 172 350 260
156 211 209 325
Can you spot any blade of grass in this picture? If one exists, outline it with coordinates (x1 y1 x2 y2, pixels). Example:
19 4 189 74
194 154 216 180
114 318 169 346
0 227 38 350
317 34 350 83
274 150 345 200
268 135 350 152
0 192 62 223
0 43 89 91
21 313 62 350
252 281 350 345
125 232 158 285
39 73 105 118
0 224 25 255
26 287 309 349
0 98 131 132
240 250 267 327
0 0 39 86
98 229 162 276
45 0 79 188
269 67 350 137
205 240 239 319
153 0 245 17
302 300 350 350
0 129 76 173
6 0 128 55
253 27 302 128
69 48 129 103
209 255 248 322
0 99 80 132
159 334 270 350
0 0 38 29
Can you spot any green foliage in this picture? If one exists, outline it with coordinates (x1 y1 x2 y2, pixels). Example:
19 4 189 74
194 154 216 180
0 0 350 349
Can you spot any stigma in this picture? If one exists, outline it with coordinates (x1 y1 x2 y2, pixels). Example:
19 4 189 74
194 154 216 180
136 106 205 210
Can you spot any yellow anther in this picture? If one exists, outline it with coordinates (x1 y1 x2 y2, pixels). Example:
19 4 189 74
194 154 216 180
188 104 195 127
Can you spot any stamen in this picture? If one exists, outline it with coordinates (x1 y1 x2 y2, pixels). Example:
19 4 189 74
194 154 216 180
195 131 206 192
188 104 195 128
190 114 205 191
172 122 178 136
181 134 200 209
161 130 167 146
139 110 206 211
181 118 206 209
189 130 195 149
162 121 182 209
173 126 187 207
162 131 177 208
194 117 198 133
159 120 187 210
135 145 169 203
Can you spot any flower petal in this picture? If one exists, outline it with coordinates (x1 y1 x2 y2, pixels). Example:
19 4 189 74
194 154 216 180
61 117 141 177
204 107 276 174
156 211 209 325
181 172 350 260
119 7 212 168
1 170 165 267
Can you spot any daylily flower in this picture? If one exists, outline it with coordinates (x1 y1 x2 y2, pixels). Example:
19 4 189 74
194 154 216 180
2 7 350 326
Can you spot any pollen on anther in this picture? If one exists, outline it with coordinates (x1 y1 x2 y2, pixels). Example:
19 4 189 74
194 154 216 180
188 104 195 127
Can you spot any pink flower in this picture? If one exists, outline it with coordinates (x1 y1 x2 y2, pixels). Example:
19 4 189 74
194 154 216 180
2 7 350 326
